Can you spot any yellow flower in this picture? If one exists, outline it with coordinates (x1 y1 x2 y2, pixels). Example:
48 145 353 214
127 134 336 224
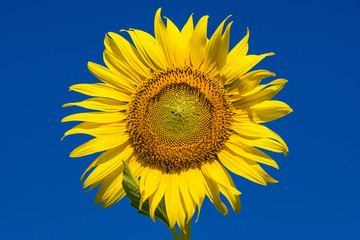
62 8 292 231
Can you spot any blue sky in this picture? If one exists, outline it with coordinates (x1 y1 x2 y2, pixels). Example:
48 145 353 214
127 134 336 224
1 0 359 239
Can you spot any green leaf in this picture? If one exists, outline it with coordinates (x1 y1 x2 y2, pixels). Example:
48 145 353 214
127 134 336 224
122 161 170 227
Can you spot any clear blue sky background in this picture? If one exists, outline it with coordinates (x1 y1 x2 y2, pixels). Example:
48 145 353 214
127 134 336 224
1 0 359 239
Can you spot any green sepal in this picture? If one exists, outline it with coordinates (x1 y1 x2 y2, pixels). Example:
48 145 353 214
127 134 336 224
224 79 237 90
122 161 170 227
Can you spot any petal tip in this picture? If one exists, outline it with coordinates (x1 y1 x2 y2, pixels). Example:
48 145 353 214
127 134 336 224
155 8 162 18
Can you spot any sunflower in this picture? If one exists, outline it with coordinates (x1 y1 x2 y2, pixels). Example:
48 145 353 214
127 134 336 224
62 8 292 232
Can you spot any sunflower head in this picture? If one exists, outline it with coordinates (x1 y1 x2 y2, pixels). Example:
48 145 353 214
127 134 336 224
62 8 292 232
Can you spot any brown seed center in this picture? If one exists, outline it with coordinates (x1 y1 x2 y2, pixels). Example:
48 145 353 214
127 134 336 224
127 67 233 172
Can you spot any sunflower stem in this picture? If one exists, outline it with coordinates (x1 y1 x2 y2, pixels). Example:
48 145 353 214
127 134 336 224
180 221 191 240
170 227 180 240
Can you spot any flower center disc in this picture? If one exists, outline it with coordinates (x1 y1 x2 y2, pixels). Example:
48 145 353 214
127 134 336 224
127 67 233 172
148 84 212 145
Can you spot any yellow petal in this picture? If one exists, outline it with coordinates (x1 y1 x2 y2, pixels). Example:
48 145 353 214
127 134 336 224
202 161 240 195
244 160 278 184
232 78 287 109
148 172 168 221
221 146 278 184
94 170 119 205
188 15 208 69
227 69 276 95
218 147 267 185
218 179 241 214
218 185 241 214
177 191 187 232
70 132 129 158
165 173 179 229
139 168 162 211
62 122 126 140
139 167 150 198
202 161 241 213
234 100 293 123
186 168 205 222
83 144 134 189
231 121 288 153
235 134 288 155
178 171 196 223
126 29 168 70
81 140 133 182
100 173 126 208
227 28 249 64
61 111 126 123
106 32 151 78
155 8 179 66
103 50 143 86
202 172 228 215
167 16 188 65
69 83 131 102
127 156 143 179
241 78 286 97
100 154 139 208
202 17 232 72
227 134 279 169
88 62 136 92
143 169 162 201
181 14 194 39
62 97 127 112
180 14 194 65
222 53 274 85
